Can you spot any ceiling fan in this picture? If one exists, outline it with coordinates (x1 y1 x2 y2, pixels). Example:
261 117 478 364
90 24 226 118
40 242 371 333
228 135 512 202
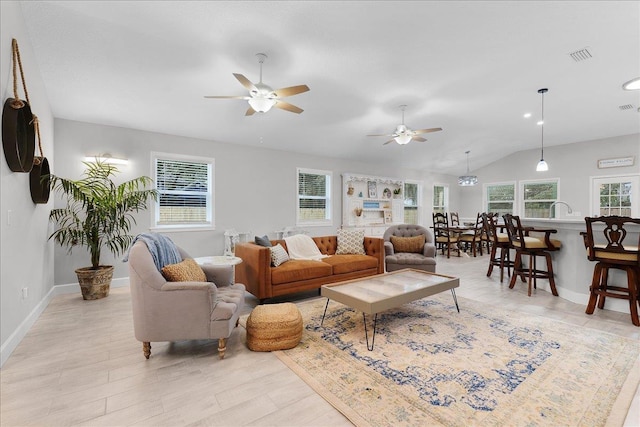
204 53 310 116
368 105 442 145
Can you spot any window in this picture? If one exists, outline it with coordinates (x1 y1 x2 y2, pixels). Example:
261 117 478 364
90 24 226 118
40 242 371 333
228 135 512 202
297 168 332 226
151 152 214 230
433 185 448 213
592 175 640 216
404 181 421 224
484 182 515 216
520 179 559 218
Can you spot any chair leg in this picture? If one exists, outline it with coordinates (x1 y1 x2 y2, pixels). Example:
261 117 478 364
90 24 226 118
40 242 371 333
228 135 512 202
509 251 522 289
626 267 639 327
544 252 558 296
527 253 534 297
143 342 151 359
218 337 227 359
586 263 603 315
487 242 497 277
597 267 610 310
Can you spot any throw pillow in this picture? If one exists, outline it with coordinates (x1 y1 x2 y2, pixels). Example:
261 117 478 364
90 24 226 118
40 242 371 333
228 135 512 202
255 235 272 247
390 235 426 254
336 228 366 255
161 258 207 282
270 244 290 267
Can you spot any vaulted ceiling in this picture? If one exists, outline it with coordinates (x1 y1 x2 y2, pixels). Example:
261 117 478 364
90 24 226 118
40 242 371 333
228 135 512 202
20 1 640 175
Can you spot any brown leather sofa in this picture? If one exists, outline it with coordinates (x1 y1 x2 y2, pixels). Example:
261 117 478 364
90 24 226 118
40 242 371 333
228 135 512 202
235 235 384 301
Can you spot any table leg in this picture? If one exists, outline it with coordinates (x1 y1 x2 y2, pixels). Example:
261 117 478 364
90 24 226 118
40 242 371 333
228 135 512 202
320 298 330 326
363 313 378 351
451 288 460 313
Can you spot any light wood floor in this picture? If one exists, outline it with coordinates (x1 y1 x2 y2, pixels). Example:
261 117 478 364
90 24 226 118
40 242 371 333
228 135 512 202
1 254 639 426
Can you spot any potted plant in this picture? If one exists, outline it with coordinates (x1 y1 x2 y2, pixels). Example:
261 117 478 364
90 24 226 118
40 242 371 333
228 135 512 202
393 188 402 198
48 158 157 300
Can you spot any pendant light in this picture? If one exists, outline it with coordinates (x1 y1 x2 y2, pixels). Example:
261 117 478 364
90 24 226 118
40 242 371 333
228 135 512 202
536 88 549 172
458 150 478 186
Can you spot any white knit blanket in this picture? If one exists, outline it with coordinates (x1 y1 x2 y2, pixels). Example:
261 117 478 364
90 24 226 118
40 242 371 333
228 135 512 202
284 234 328 260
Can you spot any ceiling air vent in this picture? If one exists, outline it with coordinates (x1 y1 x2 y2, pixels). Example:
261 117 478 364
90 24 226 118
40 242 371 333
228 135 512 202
619 104 634 111
568 47 592 62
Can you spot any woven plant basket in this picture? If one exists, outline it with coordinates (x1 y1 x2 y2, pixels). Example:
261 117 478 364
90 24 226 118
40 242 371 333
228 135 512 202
75 266 114 300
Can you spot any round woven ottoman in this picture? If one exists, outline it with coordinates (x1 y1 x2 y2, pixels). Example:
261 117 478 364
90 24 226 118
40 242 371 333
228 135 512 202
246 302 303 351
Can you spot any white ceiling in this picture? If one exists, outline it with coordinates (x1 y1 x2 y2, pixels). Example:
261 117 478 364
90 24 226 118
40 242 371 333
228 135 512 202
19 1 640 175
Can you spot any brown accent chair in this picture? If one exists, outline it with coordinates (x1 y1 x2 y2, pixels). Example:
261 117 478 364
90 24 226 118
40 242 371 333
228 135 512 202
383 224 437 272
128 241 246 359
503 214 562 297
582 216 640 326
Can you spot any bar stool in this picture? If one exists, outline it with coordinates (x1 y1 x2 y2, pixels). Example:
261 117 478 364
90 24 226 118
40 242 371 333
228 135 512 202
503 214 562 297
482 213 513 282
582 216 640 326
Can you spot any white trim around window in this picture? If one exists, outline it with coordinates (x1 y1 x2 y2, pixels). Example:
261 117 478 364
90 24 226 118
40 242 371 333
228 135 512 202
150 151 215 232
432 183 448 214
519 178 560 219
296 167 333 227
404 180 422 225
483 181 516 216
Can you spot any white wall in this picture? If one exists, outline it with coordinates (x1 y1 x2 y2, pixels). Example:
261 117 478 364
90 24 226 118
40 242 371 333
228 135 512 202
455 133 640 218
53 118 457 285
1 1 55 366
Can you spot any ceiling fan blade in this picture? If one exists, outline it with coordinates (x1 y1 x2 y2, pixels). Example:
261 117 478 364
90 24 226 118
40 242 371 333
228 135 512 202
245 106 257 116
204 95 250 99
367 133 394 137
273 84 310 98
412 136 427 142
274 100 304 114
413 127 443 135
233 73 257 91
383 139 396 145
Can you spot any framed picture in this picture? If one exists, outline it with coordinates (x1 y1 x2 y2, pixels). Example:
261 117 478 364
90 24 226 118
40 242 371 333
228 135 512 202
367 181 377 198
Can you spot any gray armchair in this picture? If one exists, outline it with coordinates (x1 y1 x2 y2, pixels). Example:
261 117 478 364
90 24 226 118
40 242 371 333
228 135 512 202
128 241 246 359
383 224 437 273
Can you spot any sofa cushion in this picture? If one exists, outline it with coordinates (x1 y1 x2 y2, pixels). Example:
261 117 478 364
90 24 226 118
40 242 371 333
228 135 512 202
390 234 426 253
271 260 332 285
255 235 272 247
161 258 206 282
336 228 365 255
323 254 378 275
270 244 290 267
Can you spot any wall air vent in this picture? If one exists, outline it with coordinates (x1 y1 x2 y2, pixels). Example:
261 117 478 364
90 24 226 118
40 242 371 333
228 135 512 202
618 104 634 111
568 47 592 62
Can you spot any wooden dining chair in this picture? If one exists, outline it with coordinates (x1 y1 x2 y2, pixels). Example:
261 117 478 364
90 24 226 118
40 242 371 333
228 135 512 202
450 212 460 226
459 212 484 257
582 216 640 326
433 212 460 258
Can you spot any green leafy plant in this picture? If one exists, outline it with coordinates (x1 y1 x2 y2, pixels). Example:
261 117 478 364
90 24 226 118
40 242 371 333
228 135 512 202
49 159 157 269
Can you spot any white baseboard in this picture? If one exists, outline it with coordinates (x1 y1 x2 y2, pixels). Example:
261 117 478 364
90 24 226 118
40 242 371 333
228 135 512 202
0 277 129 368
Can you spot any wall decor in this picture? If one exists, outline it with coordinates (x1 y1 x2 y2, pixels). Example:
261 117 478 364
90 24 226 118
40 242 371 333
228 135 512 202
2 39 35 173
597 156 635 169
368 181 377 198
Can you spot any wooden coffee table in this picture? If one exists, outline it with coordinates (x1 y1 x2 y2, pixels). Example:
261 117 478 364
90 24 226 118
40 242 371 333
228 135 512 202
321 268 460 350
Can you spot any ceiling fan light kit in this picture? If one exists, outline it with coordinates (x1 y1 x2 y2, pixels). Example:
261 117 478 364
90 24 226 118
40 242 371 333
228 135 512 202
458 150 478 186
368 105 442 146
536 88 549 172
204 53 309 115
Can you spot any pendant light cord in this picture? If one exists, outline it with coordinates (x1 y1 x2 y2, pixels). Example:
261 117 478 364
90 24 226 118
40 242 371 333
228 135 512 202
540 90 545 159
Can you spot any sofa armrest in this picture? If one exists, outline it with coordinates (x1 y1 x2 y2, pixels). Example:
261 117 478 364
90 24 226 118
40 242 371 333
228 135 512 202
235 242 272 299
423 242 436 258
364 237 385 274
384 241 394 256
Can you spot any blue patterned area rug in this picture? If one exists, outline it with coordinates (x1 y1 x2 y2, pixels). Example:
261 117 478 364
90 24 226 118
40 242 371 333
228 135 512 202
275 295 640 427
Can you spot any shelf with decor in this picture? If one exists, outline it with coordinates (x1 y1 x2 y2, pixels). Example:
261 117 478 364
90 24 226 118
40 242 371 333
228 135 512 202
342 172 405 235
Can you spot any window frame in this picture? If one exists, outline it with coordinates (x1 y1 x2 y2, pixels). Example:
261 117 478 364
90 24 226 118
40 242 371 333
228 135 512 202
432 184 448 214
590 173 640 217
150 151 215 232
519 178 560 219
296 167 333 227
403 180 422 225
483 181 516 216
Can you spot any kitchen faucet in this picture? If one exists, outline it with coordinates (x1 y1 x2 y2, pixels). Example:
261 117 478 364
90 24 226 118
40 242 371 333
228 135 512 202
549 201 573 218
